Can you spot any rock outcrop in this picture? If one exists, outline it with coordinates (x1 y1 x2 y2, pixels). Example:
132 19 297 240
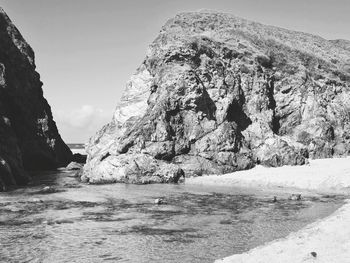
0 8 72 190
66 162 83 171
83 11 350 184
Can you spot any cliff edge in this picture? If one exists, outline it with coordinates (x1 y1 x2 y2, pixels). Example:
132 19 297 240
0 8 72 190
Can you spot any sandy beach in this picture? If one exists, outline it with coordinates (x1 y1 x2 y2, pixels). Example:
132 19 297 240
187 157 350 263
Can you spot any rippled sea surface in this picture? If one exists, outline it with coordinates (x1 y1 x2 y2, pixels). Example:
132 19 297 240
0 170 344 263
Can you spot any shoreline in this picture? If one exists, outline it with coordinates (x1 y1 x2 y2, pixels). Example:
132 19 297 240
186 157 350 263
187 157 350 194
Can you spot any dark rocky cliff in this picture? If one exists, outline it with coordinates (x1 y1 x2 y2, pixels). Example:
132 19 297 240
0 8 72 190
83 11 350 184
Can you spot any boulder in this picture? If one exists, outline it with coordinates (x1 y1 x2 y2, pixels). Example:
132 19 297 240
83 11 350 184
66 162 83 171
82 154 184 184
72 153 87 163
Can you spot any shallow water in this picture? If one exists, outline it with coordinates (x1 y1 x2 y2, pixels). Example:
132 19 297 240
0 171 344 263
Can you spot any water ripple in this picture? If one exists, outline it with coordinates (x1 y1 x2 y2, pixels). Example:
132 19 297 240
0 171 345 263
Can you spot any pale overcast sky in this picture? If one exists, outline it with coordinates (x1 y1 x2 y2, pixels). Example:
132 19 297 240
0 0 349 143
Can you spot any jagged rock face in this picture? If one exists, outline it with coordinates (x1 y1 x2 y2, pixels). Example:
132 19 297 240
83 12 350 184
0 8 72 190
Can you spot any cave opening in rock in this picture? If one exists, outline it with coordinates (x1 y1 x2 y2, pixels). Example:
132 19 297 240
226 100 252 131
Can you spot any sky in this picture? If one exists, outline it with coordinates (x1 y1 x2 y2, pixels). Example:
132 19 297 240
0 0 349 143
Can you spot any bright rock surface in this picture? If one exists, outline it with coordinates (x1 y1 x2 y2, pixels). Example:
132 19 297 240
83 11 350 184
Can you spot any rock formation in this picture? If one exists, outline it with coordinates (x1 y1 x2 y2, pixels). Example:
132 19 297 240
83 11 350 184
0 8 72 190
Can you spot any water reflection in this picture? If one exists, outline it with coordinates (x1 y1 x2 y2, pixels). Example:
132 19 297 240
0 171 344 263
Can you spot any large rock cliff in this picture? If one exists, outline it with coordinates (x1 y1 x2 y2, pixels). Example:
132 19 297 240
0 8 72 190
83 11 350 184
